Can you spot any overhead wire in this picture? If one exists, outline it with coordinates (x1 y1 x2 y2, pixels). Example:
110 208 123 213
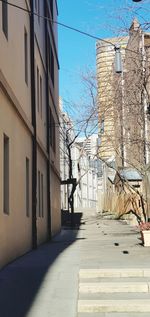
0 0 146 57
0 0 114 46
2 0 148 177
1 0 148 140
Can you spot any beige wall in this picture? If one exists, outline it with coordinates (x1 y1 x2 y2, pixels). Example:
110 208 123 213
0 0 32 122
0 88 32 268
0 0 32 268
0 0 61 268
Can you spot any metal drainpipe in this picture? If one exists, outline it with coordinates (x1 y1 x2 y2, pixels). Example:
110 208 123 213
120 71 125 167
141 32 147 165
30 1 37 249
44 1 51 240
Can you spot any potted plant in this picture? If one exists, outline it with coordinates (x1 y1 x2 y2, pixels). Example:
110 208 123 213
139 222 150 246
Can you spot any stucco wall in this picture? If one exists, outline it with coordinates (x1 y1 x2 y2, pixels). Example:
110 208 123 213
0 89 32 268
0 0 61 268
0 0 31 122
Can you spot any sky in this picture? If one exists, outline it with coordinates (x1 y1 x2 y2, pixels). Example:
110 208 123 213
58 0 150 115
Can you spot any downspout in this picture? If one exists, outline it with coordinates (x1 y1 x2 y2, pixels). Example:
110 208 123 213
141 32 147 165
44 1 51 239
120 71 125 167
30 1 37 248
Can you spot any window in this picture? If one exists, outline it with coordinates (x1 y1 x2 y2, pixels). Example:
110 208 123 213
50 46 54 86
34 0 37 11
133 184 140 188
40 75 42 117
37 0 40 23
38 170 41 217
47 35 55 86
2 0 8 38
50 0 53 20
24 28 28 85
3 134 9 214
36 66 43 118
50 109 56 152
100 115 104 134
36 67 43 117
26 158 30 217
41 174 44 217
38 171 44 218
37 66 39 112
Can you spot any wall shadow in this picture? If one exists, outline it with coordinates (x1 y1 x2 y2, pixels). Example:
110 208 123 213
0 212 83 317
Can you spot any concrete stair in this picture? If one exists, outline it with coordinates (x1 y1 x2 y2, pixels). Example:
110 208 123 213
78 268 150 315
78 313 150 317
79 268 150 278
79 282 150 293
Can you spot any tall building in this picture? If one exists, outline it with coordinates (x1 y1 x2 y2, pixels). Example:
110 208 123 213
96 36 128 163
0 0 60 268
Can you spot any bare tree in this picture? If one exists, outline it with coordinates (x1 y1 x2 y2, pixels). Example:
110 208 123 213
60 19 150 225
59 77 98 226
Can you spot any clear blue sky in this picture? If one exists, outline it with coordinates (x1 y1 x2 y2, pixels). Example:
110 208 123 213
58 0 149 112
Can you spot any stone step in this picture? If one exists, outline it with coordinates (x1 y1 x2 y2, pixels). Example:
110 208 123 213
79 268 150 279
78 299 150 313
79 282 150 293
79 292 150 300
79 276 150 283
78 313 150 317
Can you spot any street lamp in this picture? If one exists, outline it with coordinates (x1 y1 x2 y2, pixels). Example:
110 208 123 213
114 44 122 73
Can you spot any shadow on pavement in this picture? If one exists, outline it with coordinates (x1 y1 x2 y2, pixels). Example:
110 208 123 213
0 212 83 317
61 210 83 228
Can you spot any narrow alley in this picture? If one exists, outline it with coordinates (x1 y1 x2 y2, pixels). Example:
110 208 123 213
1 1 150 316
0 210 150 316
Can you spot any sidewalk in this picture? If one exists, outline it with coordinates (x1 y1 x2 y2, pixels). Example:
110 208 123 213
0 210 150 317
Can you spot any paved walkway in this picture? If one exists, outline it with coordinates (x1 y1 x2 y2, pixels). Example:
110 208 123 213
0 210 150 317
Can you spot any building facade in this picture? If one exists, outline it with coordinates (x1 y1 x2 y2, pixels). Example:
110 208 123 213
0 0 60 268
96 36 128 163
123 19 150 169
72 144 98 210
76 134 98 159
97 21 150 171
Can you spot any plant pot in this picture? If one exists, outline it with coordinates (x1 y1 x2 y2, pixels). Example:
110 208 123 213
141 230 150 246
